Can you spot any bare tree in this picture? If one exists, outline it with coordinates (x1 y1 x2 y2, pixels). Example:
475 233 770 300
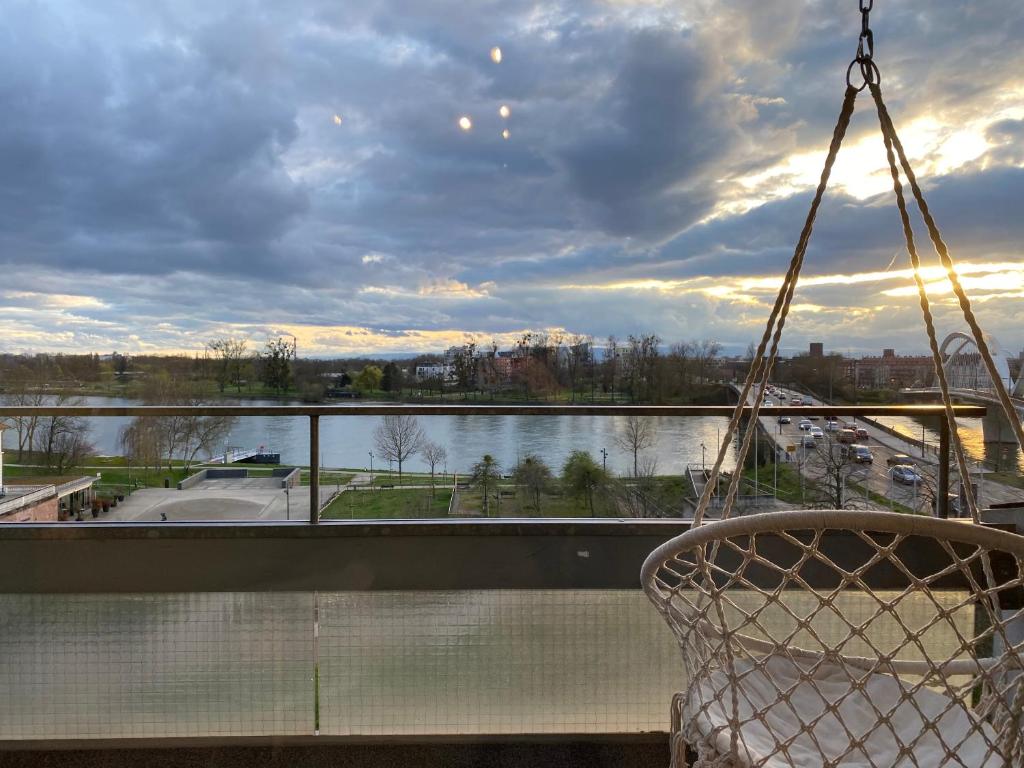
37 395 94 474
373 415 425 481
421 441 448 496
132 374 237 473
613 456 661 518
207 338 249 393
696 339 722 384
616 414 655 477
802 436 872 510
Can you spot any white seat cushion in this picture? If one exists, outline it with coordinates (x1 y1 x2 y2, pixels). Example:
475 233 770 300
684 655 1001 767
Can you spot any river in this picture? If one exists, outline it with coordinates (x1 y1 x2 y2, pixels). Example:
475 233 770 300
15 396 741 475
6 397 1008 475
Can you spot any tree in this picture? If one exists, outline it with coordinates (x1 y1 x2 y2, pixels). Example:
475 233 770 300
381 362 403 393
127 374 237 473
565 335 590 403
207 338 248 393
422 441 448 496
513 454 553 513
451 343 478 393
260 337 295 394
604 335 619 402
355 365 383 393
471 454 501 516
562 450 607 516
803 435 871 510
616 414 655 477
696 339 722 384
38 399 94 474
373 415 424 480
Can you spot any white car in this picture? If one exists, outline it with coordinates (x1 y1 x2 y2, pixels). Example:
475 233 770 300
798 420 813 430
764 400 774 406
825 420 839 432
810 427 824 439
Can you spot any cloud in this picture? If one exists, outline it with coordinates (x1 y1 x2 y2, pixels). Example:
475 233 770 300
1 0 1023 356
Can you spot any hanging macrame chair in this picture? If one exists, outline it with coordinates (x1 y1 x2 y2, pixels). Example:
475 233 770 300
641 4 1024 766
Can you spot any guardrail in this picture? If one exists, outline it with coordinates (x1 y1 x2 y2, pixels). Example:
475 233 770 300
0 403 986 523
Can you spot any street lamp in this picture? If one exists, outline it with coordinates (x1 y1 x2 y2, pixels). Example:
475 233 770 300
600 448 608 473
701 443 706 472
285 487 290 520
368 451 374 488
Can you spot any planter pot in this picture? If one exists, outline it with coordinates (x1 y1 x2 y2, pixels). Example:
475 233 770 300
116 494 125 502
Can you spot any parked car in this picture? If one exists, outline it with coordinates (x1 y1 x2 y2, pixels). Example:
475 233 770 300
891 465 922 485
848 444 873 463
810 427 824 439
798 420 813 431
855 427 869 440
887 454 916 468
777 415 791 424
837 429 857 444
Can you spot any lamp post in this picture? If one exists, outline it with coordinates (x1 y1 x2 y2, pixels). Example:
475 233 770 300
600 448 608 473
701 443 706 473
368 451 374 487
285 487 290 520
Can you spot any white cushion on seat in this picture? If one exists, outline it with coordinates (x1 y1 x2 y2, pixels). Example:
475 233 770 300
684 655 1001 767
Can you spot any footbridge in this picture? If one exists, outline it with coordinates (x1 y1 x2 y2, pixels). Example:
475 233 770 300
901 332 1023 443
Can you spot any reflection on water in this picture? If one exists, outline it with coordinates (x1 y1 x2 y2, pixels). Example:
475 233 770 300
880 414 1023 472
40 397 740 475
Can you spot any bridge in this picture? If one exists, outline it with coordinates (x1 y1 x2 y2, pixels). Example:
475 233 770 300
901 332 1023 443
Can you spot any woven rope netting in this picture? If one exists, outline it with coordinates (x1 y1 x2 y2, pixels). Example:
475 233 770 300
641 42 1024 768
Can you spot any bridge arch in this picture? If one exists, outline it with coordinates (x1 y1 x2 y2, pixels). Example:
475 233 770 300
937 332 1019 397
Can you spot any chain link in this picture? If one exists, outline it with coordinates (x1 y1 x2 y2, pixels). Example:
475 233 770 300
847 0 880 91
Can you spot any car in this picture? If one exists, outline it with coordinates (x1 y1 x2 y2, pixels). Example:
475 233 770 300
855 427 869 440
848 444 873 464
798 420 813 430
825 420 840 432
777 415 791 424
891 465 922 485
837 428 857 444
807 414 820 421
810 427 824 439
887 454 916 468
764 400 774 406
801 397 813 405
790 398 803 406
801 435 817 449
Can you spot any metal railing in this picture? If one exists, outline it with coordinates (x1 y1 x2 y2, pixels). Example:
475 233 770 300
0 403 986 523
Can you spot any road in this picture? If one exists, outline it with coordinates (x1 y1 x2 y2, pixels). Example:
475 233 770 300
743 384 1024 513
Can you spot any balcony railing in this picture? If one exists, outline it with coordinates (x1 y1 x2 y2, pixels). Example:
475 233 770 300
0 403 1004 760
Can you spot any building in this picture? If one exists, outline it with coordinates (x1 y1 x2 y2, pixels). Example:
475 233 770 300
414 362 455 382
846 348 935 389
809 342 824 358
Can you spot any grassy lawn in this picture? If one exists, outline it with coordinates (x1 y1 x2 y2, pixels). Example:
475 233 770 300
321 488 452 519
454 487 614 517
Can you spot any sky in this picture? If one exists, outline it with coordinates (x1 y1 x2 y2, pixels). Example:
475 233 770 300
2 0 1024 358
